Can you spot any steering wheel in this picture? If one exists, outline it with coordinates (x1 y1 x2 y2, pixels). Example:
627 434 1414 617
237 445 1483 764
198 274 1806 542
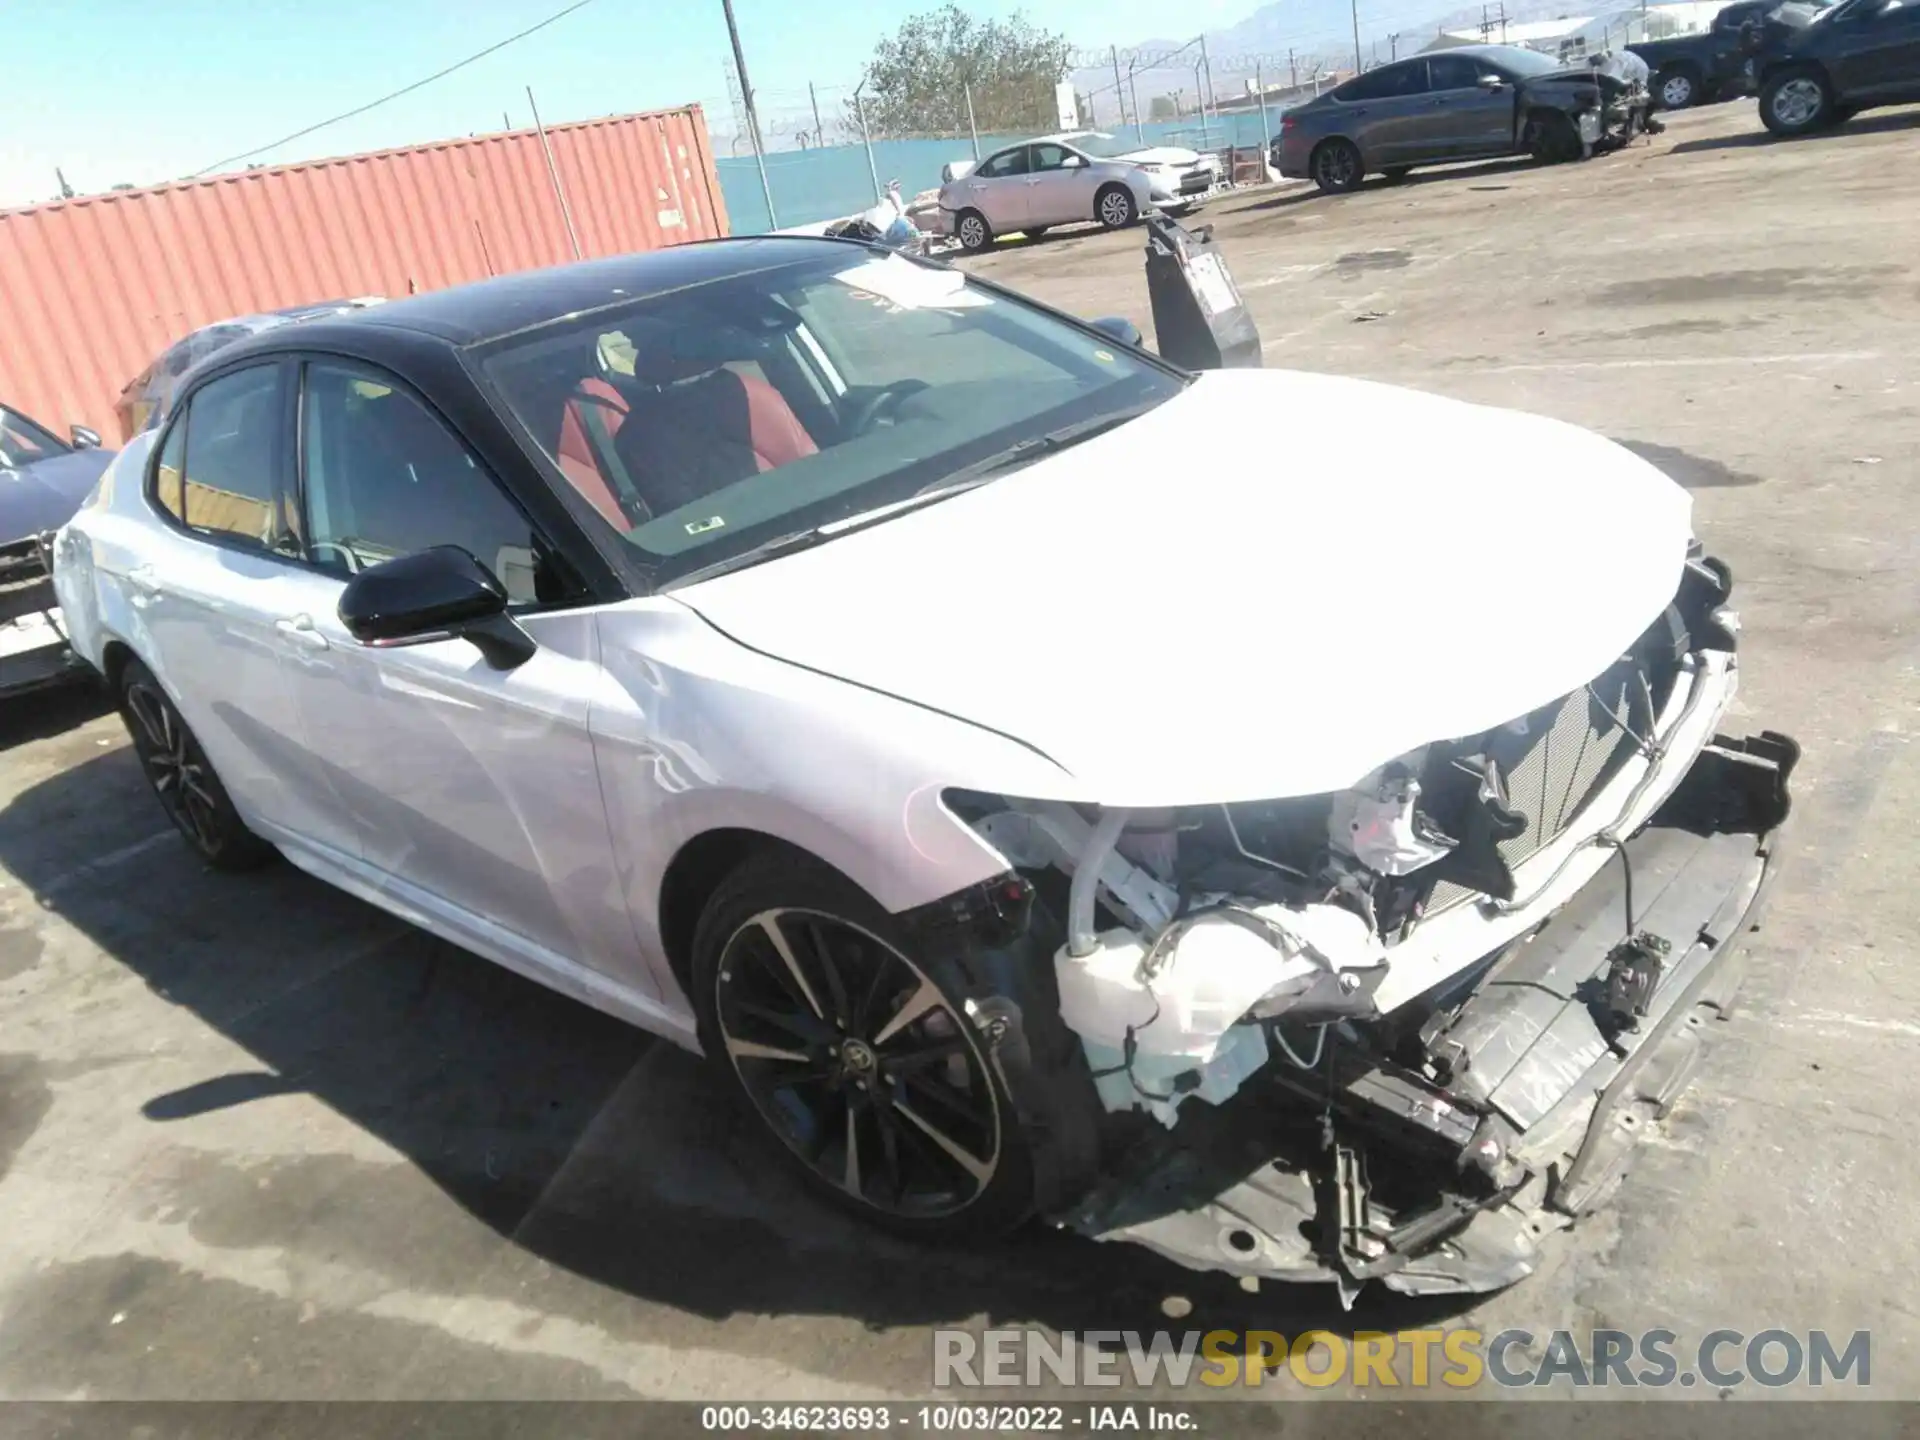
847 379 930 436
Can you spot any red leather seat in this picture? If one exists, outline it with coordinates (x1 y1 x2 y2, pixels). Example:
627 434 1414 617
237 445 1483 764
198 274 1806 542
613 368 818 518
554 377 635 529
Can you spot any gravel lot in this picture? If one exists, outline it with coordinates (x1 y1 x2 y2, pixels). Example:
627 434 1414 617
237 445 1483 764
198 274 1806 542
2 99 1916 1406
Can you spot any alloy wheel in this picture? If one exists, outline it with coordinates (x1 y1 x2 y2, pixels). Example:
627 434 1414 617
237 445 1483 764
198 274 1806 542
1661 74 1695 108
958 214 987 249
1099 191 1133 227
124 681 222 852
715 908 1001 1219
1316 145 1358 190
1771 78 1824 129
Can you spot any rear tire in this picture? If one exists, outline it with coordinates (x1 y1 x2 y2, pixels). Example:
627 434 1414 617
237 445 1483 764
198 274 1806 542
690 850 1039 1238
955 208 993 253
1095 184 1138 229
117 659 275 871
1655 66 1700 110
1310 138 1365 193
1759 67 1834 135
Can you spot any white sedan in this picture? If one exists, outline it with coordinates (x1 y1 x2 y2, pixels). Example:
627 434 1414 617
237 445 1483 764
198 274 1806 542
938 139 1154 251
54 240 1794 1297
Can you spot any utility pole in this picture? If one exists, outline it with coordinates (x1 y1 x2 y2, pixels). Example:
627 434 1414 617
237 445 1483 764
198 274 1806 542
1351 0 1363 74
1500 1 1508 42
1128 65 1144 142
1481 4 1491 40
719 0 776 229
1389 32 1399 60
809 82 823 148
1256 63 1271 156
1111 45 1126 131
852 77 881 204
1289 47 1298 89
1198 34 1216 134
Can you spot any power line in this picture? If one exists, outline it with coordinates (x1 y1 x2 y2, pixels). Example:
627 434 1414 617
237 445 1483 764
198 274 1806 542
189 0 599 178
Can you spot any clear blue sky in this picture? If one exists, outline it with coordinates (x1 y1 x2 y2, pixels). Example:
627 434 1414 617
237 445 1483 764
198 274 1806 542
0 0 1258 209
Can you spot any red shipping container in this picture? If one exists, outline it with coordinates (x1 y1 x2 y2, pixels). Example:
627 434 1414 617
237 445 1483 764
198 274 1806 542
0 103 730 443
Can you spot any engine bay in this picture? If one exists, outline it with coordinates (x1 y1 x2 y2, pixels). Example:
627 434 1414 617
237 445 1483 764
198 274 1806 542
945 553 1798 1297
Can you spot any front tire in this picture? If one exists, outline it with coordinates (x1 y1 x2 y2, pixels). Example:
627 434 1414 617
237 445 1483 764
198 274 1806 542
1311 138 1364 193
118 659 275 870
1096 184 1138 230
691 851 1036 1237
1524 110 1583 163
1760 68 1835 135
954 208 993 253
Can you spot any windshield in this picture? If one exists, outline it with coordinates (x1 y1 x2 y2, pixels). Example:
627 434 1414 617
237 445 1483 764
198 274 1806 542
0 405 68 468
1481 46 1568 77
479 251 1184 587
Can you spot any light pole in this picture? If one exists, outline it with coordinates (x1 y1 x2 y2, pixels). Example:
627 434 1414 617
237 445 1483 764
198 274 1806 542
720 0 776 229
1351 0 1363 74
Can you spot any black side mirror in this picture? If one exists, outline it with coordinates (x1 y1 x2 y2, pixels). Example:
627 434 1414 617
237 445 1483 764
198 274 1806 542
70 424 101 449
1088 315 1145 348
338 546 535 669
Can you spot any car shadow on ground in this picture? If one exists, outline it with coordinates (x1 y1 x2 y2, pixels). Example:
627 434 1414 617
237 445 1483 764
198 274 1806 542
0 745 1488 1366
1231 157 1543 214
0 680 112 753
1669 107 1920 154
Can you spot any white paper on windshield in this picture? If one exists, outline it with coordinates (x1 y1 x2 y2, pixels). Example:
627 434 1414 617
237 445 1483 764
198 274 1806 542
833 256 992 312
1187 253 1238 318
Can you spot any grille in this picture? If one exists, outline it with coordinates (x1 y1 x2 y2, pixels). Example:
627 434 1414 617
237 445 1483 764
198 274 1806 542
0 536 55 627
1423 664 1644 914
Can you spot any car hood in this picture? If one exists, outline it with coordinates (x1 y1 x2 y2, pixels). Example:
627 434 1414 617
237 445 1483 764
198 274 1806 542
672 369 1695 807
0 448 113 545
1117 146 1205 167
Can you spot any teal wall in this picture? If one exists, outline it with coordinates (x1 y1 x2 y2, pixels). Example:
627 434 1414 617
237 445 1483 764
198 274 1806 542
715 112 1285 234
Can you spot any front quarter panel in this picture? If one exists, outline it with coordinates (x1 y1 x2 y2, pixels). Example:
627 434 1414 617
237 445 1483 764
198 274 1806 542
589 599 1080 997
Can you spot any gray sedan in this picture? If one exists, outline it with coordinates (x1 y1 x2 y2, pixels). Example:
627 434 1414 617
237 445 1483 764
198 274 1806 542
1273 46 1644 193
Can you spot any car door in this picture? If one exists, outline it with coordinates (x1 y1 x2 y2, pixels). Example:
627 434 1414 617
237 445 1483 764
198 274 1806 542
958 145 1032 230
1026 142 1097 226
1334 61 1437 167
136 359 357 851
283 355 652 993
1835 0 1920 97
1425 54 1518 156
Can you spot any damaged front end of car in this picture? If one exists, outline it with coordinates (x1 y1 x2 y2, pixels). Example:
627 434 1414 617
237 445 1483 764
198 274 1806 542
940 551 1795 1302
1526 54 1657 153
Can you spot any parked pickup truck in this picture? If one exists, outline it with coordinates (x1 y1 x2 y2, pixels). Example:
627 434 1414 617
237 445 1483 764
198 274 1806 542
1629 0 1830 109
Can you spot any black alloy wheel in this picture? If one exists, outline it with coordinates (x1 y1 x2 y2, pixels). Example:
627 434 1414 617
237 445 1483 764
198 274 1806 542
1311 138 1364 194
713 906 1002 1221
118 659 275 870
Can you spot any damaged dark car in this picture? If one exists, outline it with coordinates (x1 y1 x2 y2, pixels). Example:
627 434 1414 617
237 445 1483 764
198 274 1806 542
1273 45 1654 194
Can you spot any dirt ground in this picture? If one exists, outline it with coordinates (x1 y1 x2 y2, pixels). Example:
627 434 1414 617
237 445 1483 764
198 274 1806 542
1 99 1916 1408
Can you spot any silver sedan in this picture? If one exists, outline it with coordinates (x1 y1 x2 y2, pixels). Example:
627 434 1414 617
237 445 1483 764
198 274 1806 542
938 140 1153 251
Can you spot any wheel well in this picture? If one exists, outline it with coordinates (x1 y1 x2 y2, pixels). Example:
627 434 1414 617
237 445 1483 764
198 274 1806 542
1761 58 1825 86
655 828 803 994
101 639 135 693
1660 60 1702 78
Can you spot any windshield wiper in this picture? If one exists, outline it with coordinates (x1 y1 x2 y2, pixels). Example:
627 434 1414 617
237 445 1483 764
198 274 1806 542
928 405 1159 490
669 405 1159 588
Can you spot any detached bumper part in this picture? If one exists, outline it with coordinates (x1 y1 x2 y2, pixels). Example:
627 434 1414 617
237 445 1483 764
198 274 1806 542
1055 731 1796 1298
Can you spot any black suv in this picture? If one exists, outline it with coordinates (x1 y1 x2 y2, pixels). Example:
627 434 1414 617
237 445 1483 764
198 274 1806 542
1756 0 1920 133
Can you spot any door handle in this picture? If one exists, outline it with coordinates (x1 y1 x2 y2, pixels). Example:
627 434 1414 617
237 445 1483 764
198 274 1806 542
275 614 331 651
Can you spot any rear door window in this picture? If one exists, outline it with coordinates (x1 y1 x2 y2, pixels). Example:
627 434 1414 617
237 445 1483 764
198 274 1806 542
152 362 293 553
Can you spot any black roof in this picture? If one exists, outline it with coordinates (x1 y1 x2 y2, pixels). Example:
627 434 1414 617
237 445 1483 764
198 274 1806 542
337 236 852 347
